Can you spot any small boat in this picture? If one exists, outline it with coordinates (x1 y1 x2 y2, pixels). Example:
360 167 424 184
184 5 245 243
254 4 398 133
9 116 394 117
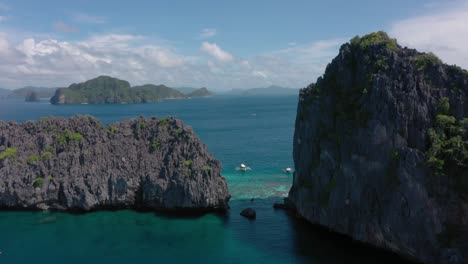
236 163 252 171
284 167 293 173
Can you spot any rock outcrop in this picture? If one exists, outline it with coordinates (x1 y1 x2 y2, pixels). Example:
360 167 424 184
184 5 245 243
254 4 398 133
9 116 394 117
240 208 256 219
288 32 468 264
0 115 230 212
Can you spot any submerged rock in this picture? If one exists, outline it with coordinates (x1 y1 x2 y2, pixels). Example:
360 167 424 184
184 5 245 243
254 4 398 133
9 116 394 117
240 208 256 219
0 115 230 212
288 32 468 264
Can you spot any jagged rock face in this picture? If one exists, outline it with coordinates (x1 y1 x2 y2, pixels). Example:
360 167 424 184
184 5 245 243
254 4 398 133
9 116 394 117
0 116 230 212
288 32 468 264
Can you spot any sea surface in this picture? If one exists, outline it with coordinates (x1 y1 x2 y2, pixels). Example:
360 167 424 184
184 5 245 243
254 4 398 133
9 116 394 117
0 96 411 263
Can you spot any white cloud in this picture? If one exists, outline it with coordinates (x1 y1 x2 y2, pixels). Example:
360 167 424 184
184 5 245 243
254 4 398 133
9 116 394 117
390 0 468 69
73 13 108 24
0 30 344 90
200 28 217 38
200 42 234 62
0 15 7 22
53 22 80 33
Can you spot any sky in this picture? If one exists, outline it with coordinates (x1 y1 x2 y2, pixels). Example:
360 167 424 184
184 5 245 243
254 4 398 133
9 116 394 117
0 0 467 90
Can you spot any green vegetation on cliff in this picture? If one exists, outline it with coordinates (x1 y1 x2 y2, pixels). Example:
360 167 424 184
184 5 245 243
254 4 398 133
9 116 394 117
0 147 17 160
426 97 468 181
350 31 398 52
55 130 84 145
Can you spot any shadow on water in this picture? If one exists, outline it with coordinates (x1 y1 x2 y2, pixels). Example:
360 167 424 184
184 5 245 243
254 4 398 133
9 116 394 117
226 198 419 264
0 198 423 264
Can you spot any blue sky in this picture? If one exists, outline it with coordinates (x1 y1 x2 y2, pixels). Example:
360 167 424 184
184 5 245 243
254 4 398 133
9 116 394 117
0 0 467 90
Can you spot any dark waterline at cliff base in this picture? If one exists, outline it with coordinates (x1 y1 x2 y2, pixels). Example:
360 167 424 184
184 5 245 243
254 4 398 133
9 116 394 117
0 96 414 263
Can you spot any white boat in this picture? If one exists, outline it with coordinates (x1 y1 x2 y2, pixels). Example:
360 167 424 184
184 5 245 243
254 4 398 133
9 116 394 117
236 163 251 171
284 167 293 173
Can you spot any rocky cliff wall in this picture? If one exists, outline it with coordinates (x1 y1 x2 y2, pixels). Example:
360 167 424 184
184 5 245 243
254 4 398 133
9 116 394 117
288 32 468 264
0 115 230 212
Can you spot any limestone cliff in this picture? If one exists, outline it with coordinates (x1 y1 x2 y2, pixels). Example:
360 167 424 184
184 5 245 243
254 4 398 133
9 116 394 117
288 32 468 264
0 115 230 212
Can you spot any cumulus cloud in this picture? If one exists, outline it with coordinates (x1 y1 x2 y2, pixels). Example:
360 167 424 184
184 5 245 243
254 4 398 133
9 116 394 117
390 0 468 69
200 28 217 38
0 31 344 89
53 22 80 33
200 42 234 62
242 38 345 87
73 13 108 24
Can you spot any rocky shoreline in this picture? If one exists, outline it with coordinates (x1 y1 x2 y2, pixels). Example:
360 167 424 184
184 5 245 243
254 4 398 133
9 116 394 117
0 115 230 212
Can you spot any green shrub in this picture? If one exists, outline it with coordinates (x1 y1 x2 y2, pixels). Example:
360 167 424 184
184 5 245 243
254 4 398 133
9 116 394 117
41 152 53 160
350 31 398 52
460 118 468 129
44 145 54 152
47 175 53 180
184 160 192 166
415 53 442 71
108 126 118 134
435 114 456 129
438 97 450 115
448 65 468 76
202 165 211 171
0 147 17 160
55 130 83 144
150 139 160 152
140 122 146 129
70 132 83 142
159 118 169 126
55 133 67 145
426 98 468 178
33 178 44 188
27 155 40 164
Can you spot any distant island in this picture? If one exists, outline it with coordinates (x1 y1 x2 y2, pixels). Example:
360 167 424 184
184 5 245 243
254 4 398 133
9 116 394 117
0 86 56 99
50 76 213 105
8 86 56 99
226 85 299 96
25 91 40 102
186 87 212 97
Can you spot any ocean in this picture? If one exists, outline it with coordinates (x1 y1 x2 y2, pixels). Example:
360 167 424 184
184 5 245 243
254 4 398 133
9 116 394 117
0 96 410 263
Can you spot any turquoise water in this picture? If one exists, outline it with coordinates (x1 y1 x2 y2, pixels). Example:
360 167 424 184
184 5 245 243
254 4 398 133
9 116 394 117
0 96 410 263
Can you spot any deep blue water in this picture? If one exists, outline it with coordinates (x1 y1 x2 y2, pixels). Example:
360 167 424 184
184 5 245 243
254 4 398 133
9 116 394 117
0 96 411 263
